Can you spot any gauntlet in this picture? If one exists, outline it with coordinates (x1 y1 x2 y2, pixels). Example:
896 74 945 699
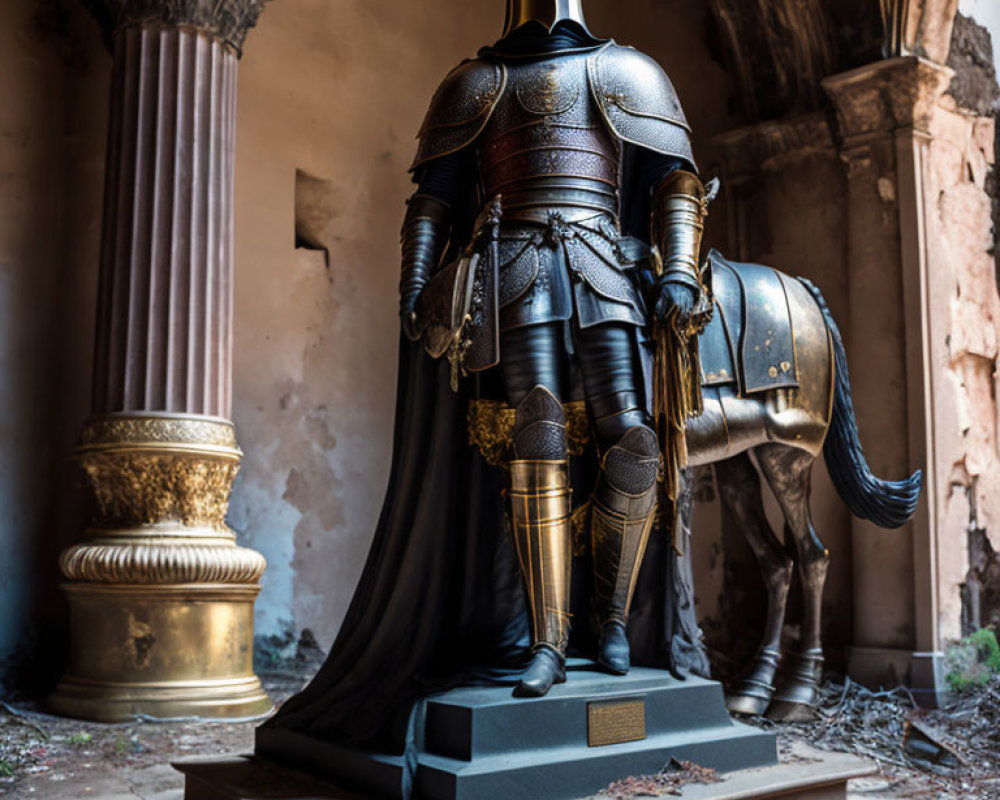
399 194 452 341
650 170 710 321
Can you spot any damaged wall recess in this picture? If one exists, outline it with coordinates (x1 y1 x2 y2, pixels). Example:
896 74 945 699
294 168 339 268
960 481 1000 635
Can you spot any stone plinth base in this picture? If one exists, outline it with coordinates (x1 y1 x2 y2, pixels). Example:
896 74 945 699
49 583 272 722
175 750 874 800
254 665 777 800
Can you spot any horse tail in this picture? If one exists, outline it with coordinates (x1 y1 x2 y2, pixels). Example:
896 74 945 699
799 278 923 529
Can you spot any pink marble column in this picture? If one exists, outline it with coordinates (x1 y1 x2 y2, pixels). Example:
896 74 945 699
92 23 238 418
50 1 271 722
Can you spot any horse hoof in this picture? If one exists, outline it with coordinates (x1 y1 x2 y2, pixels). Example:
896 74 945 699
726 692 771 716
765 698 818 722
768 649 822 718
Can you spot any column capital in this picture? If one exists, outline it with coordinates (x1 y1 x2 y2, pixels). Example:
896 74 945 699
83 0 268 54
822 57 954 147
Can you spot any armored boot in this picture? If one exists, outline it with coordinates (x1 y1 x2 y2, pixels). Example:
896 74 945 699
508 386 573 698
590 426 660 675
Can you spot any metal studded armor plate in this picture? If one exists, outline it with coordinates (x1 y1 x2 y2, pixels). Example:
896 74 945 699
411 41 695 336
478 50 638 332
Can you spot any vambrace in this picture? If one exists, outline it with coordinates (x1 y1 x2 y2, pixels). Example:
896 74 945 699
650 170 710 294
591 426 660 627
399 193 452 338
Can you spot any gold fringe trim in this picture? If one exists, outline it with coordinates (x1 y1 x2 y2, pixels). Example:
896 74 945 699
652 245 712 554
654 322 703 506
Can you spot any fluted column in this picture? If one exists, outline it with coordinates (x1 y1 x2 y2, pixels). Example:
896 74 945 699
50 1 271 721
92 25 237 418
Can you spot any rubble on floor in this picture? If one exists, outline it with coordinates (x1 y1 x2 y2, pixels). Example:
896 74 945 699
595 760 722 799
753 677 1000 799
587 676 1000 800
0 671 305 798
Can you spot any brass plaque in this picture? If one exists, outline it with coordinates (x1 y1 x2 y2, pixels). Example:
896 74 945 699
587 698 646 747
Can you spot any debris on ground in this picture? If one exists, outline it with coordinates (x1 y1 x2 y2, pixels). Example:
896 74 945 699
0 672 305 797
595 760 722 799
3 671 1000 798
903 717 965 769
749 676 1000 799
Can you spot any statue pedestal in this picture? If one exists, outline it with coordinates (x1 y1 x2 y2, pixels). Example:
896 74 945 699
175 754 874 800
253 664 777 800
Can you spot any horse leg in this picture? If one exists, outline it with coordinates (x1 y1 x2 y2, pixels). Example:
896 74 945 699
714 453 794 716
756 444 830 721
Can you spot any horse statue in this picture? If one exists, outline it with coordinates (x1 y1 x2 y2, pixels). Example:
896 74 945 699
683 250 923 721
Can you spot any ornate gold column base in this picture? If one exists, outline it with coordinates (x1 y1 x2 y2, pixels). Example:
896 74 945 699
49 413 272 721
50 584 270 721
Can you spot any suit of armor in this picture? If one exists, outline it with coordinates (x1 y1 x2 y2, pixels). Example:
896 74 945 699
400 8 710 696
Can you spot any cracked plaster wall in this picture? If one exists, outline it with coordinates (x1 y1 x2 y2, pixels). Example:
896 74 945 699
926 27 1000 643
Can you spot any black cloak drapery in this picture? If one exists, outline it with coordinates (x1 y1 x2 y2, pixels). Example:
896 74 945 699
257 147 710 759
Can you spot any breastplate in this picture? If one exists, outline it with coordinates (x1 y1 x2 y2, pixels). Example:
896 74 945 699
478 53 620 225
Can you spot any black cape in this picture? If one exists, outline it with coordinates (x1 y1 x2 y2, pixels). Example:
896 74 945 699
258 147 709 758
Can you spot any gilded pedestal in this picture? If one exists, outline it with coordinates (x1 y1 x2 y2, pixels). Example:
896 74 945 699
50 413 270 721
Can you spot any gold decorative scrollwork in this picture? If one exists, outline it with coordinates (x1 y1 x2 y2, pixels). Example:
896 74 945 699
571 501 591 557
564 402 592 457
53 411 270 719
77 413 241 530
79 451 239 529
468 399 592 467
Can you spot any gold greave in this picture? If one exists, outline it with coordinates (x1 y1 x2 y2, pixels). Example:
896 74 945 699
651 170 709 292
590 429 659 626
508 459 572 654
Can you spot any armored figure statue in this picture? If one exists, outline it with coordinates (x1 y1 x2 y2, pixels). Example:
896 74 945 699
253 8 928 785
401 0 710 697
258 0 713 762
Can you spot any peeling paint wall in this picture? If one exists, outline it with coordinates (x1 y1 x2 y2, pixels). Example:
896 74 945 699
928 10 1000 643
227 0 503 652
